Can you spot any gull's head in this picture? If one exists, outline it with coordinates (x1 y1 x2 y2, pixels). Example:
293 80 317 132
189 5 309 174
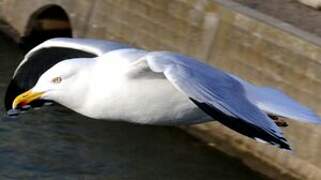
12 58 93 110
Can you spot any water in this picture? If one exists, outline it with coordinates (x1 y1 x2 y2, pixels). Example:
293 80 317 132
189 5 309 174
0 33 267 179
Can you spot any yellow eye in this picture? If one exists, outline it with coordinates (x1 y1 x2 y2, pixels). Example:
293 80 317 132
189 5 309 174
52 77 62 84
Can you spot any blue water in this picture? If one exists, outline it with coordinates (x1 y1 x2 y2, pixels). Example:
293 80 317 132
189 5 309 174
0 33 267 179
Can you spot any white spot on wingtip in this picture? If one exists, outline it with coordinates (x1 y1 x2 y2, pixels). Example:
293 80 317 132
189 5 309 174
254 137 268 144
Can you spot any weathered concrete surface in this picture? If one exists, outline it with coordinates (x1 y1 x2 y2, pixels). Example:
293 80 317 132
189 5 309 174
233 0 321 39
298 0 321 9
0 0 218 60
0 0 321 179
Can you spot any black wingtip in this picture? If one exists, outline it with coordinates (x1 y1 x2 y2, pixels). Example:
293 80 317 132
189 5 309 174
190 98 291 150
277 138 292 151
278 141 292 151
4 79 22 111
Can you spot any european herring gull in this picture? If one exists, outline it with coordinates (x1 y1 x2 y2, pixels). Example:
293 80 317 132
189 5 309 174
7 38 321 150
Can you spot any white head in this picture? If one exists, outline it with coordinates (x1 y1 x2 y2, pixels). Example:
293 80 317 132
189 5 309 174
12 58 94 110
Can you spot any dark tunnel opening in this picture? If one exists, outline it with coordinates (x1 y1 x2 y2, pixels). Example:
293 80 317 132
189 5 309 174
20 5 72 51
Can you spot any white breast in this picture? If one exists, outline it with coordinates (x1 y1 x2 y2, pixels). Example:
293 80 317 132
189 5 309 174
75 60 209 125
87 75 209 124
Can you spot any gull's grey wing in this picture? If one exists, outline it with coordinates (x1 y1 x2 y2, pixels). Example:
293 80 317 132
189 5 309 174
5 38 131 110
97 48 148 65
230 75 321 124
143 51 290 150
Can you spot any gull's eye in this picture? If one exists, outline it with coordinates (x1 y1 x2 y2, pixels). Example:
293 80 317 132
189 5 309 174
51 77 62 84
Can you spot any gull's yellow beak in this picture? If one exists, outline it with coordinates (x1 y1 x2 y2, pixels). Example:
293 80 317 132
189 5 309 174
12 90 44 109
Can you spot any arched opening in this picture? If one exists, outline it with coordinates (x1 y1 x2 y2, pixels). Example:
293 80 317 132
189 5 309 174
21 5 72 50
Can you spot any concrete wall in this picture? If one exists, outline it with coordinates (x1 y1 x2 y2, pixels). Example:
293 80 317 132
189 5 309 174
1 0 321 179
0 0 218 60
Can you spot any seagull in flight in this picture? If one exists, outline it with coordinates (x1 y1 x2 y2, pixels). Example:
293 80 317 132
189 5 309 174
6 38 321 150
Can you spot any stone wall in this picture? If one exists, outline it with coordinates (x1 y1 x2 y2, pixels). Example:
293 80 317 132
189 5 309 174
297 0 321 9
1 0 321 179
0 0 219 60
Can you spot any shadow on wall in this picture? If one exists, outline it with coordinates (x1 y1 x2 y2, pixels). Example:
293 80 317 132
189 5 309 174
20 5 72 51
